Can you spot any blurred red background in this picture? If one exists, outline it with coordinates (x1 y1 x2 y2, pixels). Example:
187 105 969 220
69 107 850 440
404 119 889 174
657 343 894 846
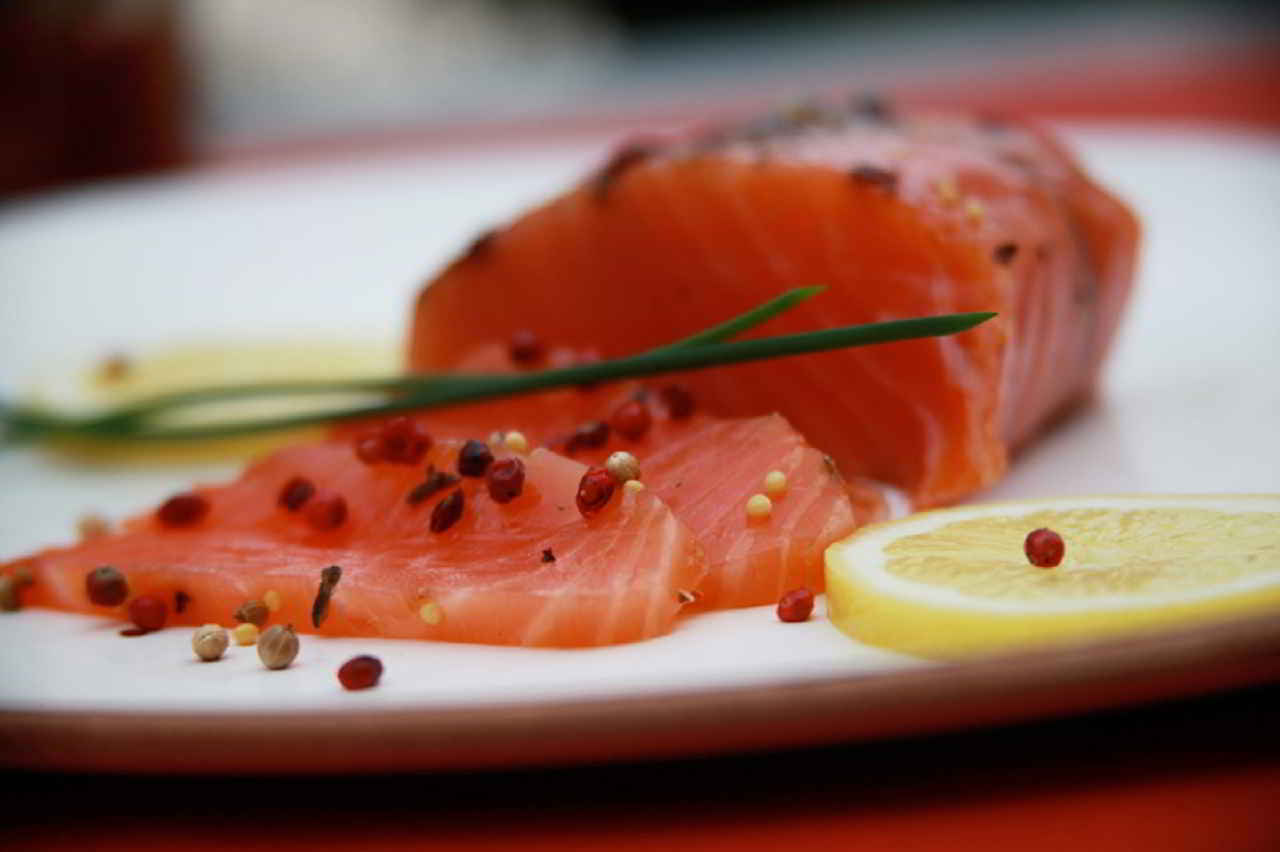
1 0 1276 197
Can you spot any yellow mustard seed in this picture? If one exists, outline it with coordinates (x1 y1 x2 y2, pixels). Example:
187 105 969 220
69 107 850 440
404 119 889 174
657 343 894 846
964 198 985 223
232 622 259 646
418 601 444 626
262 589 282 612
605 451 641 483
623 479 646 494
746 493 773 521
763 470 788 498
503 431 529 453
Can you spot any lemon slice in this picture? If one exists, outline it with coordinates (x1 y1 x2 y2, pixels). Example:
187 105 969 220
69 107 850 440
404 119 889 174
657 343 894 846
37 340 399 464
825 495 1280 659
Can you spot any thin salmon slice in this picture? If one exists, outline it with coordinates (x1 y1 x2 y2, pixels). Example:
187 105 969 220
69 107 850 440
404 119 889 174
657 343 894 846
408 99 1140 507
19 441 706 647
562 410 873 609
348 342 886 607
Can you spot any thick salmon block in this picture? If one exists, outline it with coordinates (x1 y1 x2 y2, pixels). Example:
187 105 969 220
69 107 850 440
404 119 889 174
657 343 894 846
409 101 1140 507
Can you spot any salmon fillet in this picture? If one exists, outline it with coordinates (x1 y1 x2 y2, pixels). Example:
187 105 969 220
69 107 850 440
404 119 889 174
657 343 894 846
409 99 1140 506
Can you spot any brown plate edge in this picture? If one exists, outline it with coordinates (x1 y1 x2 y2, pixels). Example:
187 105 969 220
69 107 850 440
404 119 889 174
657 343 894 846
3 610 1279 774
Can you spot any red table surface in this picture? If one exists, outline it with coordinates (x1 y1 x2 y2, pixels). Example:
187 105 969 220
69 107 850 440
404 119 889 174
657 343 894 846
7 683 1280 850
5 35 1280 852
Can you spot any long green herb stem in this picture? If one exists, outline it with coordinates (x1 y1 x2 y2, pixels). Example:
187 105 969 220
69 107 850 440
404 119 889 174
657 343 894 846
0 288 994 445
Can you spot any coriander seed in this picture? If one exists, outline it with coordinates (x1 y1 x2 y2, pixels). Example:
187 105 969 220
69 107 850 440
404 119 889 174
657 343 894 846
192 624 229 662
258 624 299 670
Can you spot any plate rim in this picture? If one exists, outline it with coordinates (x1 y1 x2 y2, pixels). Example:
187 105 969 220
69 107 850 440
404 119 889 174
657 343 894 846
6 610 1278 774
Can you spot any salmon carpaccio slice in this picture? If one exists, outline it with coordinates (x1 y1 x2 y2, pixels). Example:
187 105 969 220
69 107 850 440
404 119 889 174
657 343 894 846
564 411 873 609
19 442 706 647
409 101 1141 507
344 342 886 608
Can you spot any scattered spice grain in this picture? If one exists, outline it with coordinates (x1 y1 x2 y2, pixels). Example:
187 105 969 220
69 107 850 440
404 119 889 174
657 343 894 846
127 595 167 631
278 476 316 511
576 467 616 517
233 622 259 646
609 400 652 440
258 625 299 670
1025 528 1065 568
430 489 465 533
777 588 815 622
311 565 343 628
234 599 269 627
605 451 641 484
486 457 526 503
508 330 545 365
993 242 1019 265
156 493 208 528
338 655 383 690
86 566 129 607
658 385 695 419
192 624 229 662
457 440 494 477
746 494 773 521
850 165 898 193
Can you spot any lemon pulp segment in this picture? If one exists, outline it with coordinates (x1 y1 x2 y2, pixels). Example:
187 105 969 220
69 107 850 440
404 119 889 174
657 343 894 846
825 495 1280 659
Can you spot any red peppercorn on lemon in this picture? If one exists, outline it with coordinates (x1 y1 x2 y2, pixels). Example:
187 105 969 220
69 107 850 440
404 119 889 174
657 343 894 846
825 495 1280 659
16 440 706 647
342 342 886 608
408 100 1140 507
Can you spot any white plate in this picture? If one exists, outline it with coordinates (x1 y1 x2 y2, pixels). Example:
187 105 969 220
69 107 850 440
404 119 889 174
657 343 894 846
1 125 1278 772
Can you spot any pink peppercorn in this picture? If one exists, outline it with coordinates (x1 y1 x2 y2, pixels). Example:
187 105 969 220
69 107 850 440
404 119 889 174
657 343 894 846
1024 528 1065 568
776 588 815 623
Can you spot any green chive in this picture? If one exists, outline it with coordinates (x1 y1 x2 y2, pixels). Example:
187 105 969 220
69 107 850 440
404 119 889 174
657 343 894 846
0 289 994 445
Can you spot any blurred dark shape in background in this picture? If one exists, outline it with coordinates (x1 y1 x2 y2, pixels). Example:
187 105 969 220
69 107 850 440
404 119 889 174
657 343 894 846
0 0 1276 198
0 1 186 196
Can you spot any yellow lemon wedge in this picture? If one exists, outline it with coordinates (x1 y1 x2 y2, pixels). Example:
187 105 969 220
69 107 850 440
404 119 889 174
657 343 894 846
825 494 1280 659
40 340 399 464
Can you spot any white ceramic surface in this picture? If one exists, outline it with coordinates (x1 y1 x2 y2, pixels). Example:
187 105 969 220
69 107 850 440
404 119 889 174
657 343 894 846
0 125 1277 716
